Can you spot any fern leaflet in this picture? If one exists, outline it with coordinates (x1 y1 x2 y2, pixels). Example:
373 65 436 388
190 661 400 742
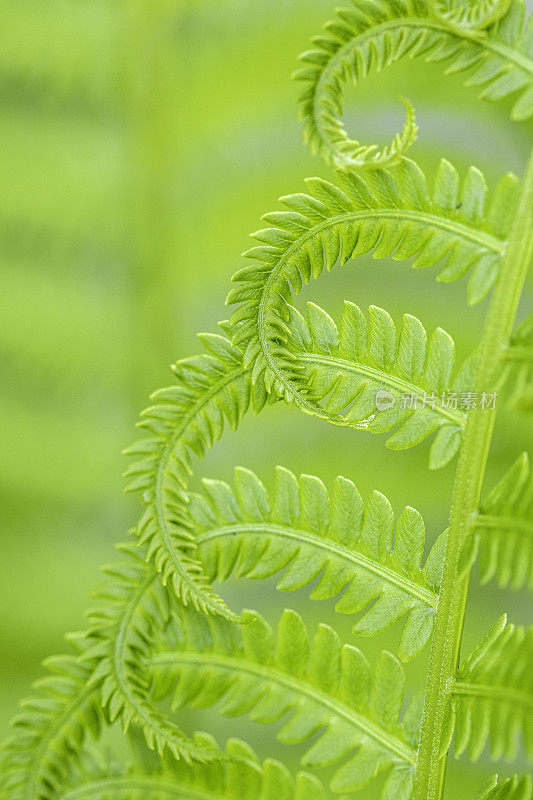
501 312 533 412
81 545 220 763
190 465 445 661
124 326 270 621
61 738 337 800
285 300 474 467
452 616 533 761
474 773 533 800
0 642 100 800
150 606 421 799
469 453 533 589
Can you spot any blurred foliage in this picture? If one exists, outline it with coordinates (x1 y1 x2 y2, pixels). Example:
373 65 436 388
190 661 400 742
0 0 532 797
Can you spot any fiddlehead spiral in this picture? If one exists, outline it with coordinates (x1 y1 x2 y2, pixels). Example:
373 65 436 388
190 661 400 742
297 0 533 173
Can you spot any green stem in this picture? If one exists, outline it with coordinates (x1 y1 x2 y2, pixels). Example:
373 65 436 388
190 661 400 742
413 147 533 800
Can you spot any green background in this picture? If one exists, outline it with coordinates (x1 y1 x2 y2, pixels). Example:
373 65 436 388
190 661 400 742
1 0 532 796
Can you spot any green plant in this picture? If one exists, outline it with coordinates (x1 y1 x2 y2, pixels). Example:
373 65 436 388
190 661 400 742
1 0 532 798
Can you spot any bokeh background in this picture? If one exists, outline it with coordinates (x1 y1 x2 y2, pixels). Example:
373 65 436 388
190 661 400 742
1 0 532 796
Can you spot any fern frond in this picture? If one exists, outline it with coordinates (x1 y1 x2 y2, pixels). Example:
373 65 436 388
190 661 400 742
285 300 473 468
452 616 533 762
191 465 445 661
500 313 533 412
474 773 533 800
124 325 271 622
62 737 338 800
150 606 420 799
0 640 100 800
228 159 517 427
80 544 220 764
471 453 533 589
295 0 533 169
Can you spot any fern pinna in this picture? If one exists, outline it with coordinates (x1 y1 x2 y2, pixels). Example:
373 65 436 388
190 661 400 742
1 0 533 798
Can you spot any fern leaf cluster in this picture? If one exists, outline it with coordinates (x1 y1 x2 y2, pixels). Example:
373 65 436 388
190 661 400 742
191 466 444 661
228 158 517 426
2 1 533 799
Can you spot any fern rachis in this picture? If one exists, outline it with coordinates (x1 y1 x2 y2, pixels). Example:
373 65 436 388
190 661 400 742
1 1 533 799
